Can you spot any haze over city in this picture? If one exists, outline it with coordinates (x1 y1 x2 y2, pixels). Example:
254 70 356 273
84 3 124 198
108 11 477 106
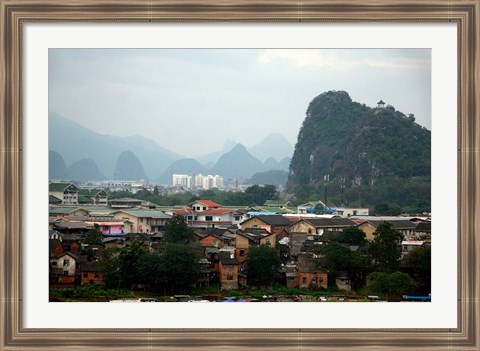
49 48 431 157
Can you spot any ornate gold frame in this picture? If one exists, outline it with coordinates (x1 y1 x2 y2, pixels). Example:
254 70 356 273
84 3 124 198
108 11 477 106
1 1 479 350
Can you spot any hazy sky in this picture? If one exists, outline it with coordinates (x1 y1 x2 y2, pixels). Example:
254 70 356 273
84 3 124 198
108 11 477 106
49 48 431 157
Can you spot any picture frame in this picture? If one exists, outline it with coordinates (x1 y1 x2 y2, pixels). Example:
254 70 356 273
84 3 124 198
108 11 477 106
0 0 478 350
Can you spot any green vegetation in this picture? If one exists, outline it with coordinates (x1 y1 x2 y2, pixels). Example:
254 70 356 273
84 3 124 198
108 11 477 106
49 285 134 302
287 91 431 211
367 271 416 301
109 184 280 207
99 214 200 293
368 222 403 272
84 224 104 246
246 170 288 187
244 245 282 288
405 246 431 294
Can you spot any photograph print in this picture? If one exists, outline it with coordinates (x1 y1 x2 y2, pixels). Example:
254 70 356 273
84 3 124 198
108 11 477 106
48 48 431 303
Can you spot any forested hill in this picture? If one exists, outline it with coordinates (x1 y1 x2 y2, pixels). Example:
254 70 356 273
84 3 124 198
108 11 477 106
287 91 431 211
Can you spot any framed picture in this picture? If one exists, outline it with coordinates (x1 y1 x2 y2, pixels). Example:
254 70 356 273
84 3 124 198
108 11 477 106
1 0 479 350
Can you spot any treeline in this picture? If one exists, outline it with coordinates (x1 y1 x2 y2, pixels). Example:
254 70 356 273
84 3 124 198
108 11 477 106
314 223 431 299
108 184 279 207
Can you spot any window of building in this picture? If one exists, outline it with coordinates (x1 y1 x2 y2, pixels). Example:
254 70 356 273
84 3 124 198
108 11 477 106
63 271 69 276
94 272 99 278
63 259 70 266
203 207 207 210
302 277 307 284
51 262 57 266
205 216 213 221
227 275 233 280
235 216 241 221
83 273 88 278
239 250 245 256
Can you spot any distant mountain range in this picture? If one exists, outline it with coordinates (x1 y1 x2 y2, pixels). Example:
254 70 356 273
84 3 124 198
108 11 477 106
49 113 293 184
49 113 182 180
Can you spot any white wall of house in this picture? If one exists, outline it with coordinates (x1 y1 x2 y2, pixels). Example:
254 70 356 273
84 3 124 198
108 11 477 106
50 254 76 276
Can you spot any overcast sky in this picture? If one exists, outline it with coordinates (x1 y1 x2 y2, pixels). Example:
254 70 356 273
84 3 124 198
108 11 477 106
49 48 431 157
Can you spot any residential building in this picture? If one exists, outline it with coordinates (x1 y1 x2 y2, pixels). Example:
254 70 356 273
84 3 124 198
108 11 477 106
288 218 357 235
218 251 239 290
112 209 172 233
49 182 80 205
239 215 292 233
357 219 416 241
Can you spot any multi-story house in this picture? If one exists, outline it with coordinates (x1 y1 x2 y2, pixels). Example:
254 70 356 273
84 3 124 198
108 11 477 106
49 182 80 205
112 209 172 233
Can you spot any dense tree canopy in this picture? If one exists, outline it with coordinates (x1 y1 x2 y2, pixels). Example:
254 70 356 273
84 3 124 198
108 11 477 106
244 245 282 287
368 222 403 272
314 242 370 289
367 271 416 300
244 184 279 205
336 226 367 246
164 214 196 244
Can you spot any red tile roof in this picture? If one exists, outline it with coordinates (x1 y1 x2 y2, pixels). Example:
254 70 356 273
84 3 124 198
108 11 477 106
193 200 220 207
172 209 191 215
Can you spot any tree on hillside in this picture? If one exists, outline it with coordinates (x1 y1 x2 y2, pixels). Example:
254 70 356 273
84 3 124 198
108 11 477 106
244 245 281 287
374 203 402 216
244 184 278 205
164 214 196 244
368 222 403 272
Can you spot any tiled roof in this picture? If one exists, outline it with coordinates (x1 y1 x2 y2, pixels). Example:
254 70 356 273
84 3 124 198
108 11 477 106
114 209 172 219
247 215 292 226
172 208 191 215
219 251 238 265
78 195 93 203
202 228 229 236
303 218 356 227
53 222 93 230
193 200 220 207
366 220 416 229
415 222 431 232
258 207 294 214
49 207 84 215
264 200 290 207
49 182 77 191
49 195 62 203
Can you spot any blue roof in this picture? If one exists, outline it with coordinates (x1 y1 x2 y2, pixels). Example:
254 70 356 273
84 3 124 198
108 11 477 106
247 211 278 216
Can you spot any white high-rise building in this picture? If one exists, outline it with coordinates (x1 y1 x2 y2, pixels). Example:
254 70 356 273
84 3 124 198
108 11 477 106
194 174 224 190
172 174 192 188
